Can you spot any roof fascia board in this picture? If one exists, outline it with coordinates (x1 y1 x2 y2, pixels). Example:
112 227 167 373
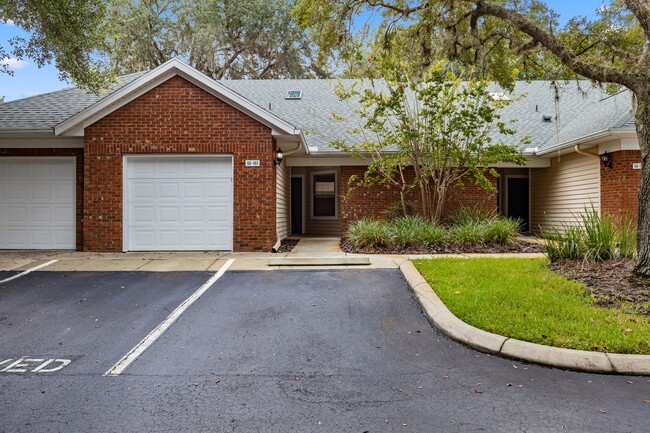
0 137 83 148
0 128 54 136
54 58 300 138
536 129 637 157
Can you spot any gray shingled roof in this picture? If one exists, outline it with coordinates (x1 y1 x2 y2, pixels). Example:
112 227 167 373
0 72 145 130
537 88 635 150
0 72 635 154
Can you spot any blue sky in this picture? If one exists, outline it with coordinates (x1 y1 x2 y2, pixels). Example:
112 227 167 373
0 1 604 101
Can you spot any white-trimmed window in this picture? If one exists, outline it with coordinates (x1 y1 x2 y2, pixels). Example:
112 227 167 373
312 172 337 218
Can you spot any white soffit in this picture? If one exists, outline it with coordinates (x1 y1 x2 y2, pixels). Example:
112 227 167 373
55 59 301 139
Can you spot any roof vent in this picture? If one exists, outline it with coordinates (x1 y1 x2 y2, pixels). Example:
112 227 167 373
285 90 302 100
542 115 553 123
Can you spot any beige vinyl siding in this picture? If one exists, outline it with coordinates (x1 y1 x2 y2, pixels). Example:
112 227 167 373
276 161 290 240
291 166 341 236
530 152 600 233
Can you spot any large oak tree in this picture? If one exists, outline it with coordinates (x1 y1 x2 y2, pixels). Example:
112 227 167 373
0 0 112 91
295 0 650 276
105 0 328 79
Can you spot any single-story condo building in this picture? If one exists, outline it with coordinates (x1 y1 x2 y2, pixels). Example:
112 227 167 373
0 59 641 252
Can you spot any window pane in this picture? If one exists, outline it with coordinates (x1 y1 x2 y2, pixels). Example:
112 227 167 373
313 173 336 217
314 197 335 216
313 174 335 196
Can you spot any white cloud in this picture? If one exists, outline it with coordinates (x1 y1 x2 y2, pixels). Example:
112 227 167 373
2 19 15 26
0 58 28 69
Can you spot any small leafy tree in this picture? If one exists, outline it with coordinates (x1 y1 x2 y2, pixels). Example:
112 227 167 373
334 68 528 221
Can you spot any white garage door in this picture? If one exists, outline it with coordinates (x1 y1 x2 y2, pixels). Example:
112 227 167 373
0 158 76 249
125 156 233 251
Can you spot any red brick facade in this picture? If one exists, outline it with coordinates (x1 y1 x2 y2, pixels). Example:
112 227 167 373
338 166 497 232
600 150 641 221
0 148 84 250
83 75 276 252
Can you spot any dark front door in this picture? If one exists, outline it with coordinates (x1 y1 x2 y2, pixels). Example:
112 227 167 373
507 177 529 232
291 177 303 235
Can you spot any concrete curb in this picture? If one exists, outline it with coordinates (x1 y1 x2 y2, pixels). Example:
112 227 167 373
399 260 650 376
268 257 370 266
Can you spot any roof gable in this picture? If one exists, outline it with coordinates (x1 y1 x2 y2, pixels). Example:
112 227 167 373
54 58 301 138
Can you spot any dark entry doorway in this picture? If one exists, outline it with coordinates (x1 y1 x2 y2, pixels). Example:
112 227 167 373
291 177 303 235
507 177 529 232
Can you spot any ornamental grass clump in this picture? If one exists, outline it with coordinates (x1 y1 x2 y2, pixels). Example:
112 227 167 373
484 217 522 245
544 206 638 262
347 219 393 249
391 216 430 249
448 220 486 245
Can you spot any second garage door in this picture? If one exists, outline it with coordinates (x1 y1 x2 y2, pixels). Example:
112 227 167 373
124 156 233 251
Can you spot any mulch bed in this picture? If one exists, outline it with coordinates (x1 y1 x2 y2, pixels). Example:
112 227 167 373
342 238 650 315
549 259 650 316
339 239 545 255
274 238 299 253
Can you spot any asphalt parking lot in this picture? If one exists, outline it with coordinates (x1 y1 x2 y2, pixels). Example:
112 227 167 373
0 267 649 432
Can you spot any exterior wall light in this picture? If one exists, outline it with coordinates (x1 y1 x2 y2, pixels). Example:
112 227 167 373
601 151 613 169
274 148 284 166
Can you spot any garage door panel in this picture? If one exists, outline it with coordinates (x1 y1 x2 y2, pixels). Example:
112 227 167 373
54 183 75 201
158 231 181 247
183 231 205 247
7 207 27 223
31 230 52 247
7 229 28 245
183 206 204 223
31 207 51 223
207 206 230 222
131 206 156 223
54 230 75 244
158 182 180 199
132 182 155 200
182 182 205 199
0 158 76 250
125 156 233 251
8 183 28 200
6 163 30 178
54 206 75 223
32 183 52 200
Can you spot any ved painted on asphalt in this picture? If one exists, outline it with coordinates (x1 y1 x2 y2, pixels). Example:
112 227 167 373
0 271 213 375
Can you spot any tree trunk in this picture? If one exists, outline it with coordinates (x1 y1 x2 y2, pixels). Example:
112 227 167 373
399 189 408 217
634 92 650 276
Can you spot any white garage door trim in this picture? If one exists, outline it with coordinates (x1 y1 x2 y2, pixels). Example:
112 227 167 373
0 157 76 250
122 154 234 251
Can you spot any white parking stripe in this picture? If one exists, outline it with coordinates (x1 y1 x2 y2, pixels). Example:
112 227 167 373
104 258 235 377
0 260 58 285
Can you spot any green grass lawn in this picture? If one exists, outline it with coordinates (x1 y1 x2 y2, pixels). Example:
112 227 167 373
413 258 650 354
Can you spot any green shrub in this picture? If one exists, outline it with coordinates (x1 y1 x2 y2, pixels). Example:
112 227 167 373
544 225 585 262
392 216 429 248
448 220 486 245
618 212 637 259
484 217 522 245
422 221 446 246
581 208 616 261
543 206 638 262
449 206 494 225
347 219 393 249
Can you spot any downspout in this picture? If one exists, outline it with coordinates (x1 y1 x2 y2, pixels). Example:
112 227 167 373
574 144 599 157
272 136 304 253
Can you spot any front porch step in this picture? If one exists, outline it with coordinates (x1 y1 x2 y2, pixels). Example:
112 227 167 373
268 257 370 266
